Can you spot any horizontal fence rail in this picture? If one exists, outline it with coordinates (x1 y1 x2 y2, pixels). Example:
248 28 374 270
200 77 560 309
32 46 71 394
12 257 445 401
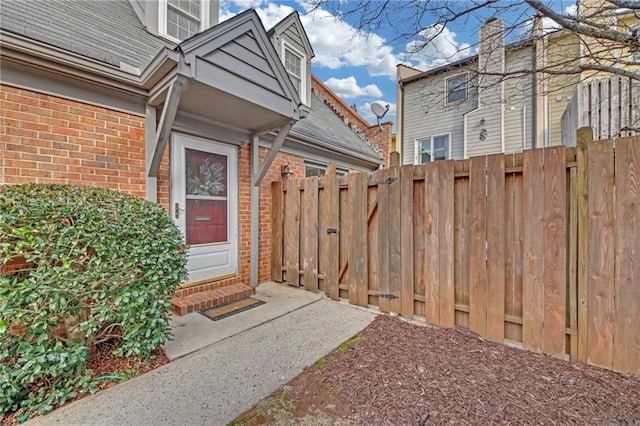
271 131 640 377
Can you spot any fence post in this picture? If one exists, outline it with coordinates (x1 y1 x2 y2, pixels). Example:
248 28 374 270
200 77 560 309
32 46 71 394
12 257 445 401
576 127 592 363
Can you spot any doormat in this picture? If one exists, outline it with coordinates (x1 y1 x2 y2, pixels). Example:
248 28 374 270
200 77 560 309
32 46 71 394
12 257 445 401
199 297 265 321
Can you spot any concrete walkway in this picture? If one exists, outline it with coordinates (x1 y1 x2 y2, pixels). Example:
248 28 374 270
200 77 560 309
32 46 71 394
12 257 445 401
27 282 377 426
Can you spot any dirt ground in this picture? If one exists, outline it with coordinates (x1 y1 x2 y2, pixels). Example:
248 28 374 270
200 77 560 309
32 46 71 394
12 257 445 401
1 342 169 425
232 315 640 425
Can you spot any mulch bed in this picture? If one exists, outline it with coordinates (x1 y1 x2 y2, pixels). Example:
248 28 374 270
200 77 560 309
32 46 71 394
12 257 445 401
238 315 640 425
1 342 169 425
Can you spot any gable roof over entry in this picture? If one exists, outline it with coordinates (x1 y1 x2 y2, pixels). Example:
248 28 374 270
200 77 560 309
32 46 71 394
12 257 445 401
146 9 304 135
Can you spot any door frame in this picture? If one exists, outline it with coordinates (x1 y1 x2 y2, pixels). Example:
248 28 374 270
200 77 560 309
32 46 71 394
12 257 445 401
170 132 239 284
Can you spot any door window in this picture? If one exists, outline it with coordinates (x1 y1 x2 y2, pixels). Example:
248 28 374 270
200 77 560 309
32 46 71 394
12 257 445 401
185 149 228 245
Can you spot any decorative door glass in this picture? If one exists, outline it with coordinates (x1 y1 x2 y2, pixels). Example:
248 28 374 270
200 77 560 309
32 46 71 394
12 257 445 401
185 148 228 245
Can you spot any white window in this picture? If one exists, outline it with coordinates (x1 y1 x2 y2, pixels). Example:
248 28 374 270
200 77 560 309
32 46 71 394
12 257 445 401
282 42 306 103
445 73 468 104
415 134 450 164
160 0 209 42
304 163 347 177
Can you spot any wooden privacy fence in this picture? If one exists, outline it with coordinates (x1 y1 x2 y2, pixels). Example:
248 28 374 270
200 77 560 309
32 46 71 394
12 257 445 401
271 130 639 377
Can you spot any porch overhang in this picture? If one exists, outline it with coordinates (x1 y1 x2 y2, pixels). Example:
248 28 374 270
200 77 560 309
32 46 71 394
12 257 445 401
144 53 303 178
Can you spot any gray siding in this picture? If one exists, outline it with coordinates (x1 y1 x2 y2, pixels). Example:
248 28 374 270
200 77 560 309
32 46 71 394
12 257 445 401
401 63 478 164
283 26 305 52
269 20 312 105
504 47 534 153
202 32 285 98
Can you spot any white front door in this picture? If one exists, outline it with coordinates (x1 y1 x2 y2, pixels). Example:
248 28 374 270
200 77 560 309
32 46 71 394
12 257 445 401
171 133 238 283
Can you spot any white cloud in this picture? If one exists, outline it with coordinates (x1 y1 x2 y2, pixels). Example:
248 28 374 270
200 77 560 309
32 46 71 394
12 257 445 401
229 0 265 9
403 25 475 71
220 1 403 79
324 76 383 98
359 101 397 124
299 8 401 79
565 4 578 16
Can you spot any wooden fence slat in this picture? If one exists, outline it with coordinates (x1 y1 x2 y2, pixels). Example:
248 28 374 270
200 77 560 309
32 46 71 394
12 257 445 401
414 176 426 317
349 172 368 307
377 168 390 312
522 148 545 352
271 181 283 282
322 164 339 300
568 165 579 360
468 156 487 336
614 137 640 375
587 140 615 370
339 187 349 296
576 128 592 362
284 178 300 286
302 177 319 291
367 182 379 306
486 154 505 342
504 153 524 343
438 161 455 328
388 166 402 313
424 162 440 325
453 160 470 327
542 147 567 357
400 165 415 317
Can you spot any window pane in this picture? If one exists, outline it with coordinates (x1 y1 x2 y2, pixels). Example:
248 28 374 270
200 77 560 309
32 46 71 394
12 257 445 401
289 75 301 94
305 165 326 177
167 0 201 39
416 138 432 164
285 49 302 77
433 135 449 161
447 74 467 103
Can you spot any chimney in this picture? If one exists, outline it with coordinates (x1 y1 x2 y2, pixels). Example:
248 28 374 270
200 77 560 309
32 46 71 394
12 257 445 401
478 18 505 77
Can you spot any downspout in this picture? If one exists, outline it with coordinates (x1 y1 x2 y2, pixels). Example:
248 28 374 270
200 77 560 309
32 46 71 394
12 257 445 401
249 121 295 287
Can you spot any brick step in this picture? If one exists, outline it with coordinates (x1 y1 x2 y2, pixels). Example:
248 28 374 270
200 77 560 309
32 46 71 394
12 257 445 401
171 283 255 316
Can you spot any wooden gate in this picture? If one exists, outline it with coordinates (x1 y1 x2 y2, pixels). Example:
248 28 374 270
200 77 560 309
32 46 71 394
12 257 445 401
271 131 639 377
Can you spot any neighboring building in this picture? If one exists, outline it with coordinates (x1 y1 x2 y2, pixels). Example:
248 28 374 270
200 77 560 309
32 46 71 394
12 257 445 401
398 19 534 165
558 1 640 145
0 0 385 314
398 1 639 162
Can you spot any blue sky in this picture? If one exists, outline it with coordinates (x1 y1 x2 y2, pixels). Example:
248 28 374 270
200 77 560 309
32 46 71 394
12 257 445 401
220 0 578 132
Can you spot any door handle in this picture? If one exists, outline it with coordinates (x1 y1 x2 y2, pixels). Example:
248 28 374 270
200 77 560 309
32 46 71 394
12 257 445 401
175 202 180 219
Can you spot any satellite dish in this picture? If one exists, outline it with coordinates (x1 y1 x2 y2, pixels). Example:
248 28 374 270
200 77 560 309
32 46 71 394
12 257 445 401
370 101 390 131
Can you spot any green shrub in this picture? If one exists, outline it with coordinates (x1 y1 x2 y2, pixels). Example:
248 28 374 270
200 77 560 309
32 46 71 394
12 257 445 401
0 184 188 416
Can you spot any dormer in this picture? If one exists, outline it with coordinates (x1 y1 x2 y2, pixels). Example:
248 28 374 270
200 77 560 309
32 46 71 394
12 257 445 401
268 12 315 106
129 0 219 42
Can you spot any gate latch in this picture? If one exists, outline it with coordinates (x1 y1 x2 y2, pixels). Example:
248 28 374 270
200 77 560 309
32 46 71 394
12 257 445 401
376 293 398 300
327 228 338 234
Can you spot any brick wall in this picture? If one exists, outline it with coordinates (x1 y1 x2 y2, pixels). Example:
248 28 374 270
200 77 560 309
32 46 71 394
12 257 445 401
311 76 392 167
1 85 148 197
257 148 304 282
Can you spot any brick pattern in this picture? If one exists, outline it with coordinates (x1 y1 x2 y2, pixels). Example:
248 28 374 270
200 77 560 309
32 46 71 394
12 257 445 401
1 85 147 197
170 283 255 316
311 76 393 167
